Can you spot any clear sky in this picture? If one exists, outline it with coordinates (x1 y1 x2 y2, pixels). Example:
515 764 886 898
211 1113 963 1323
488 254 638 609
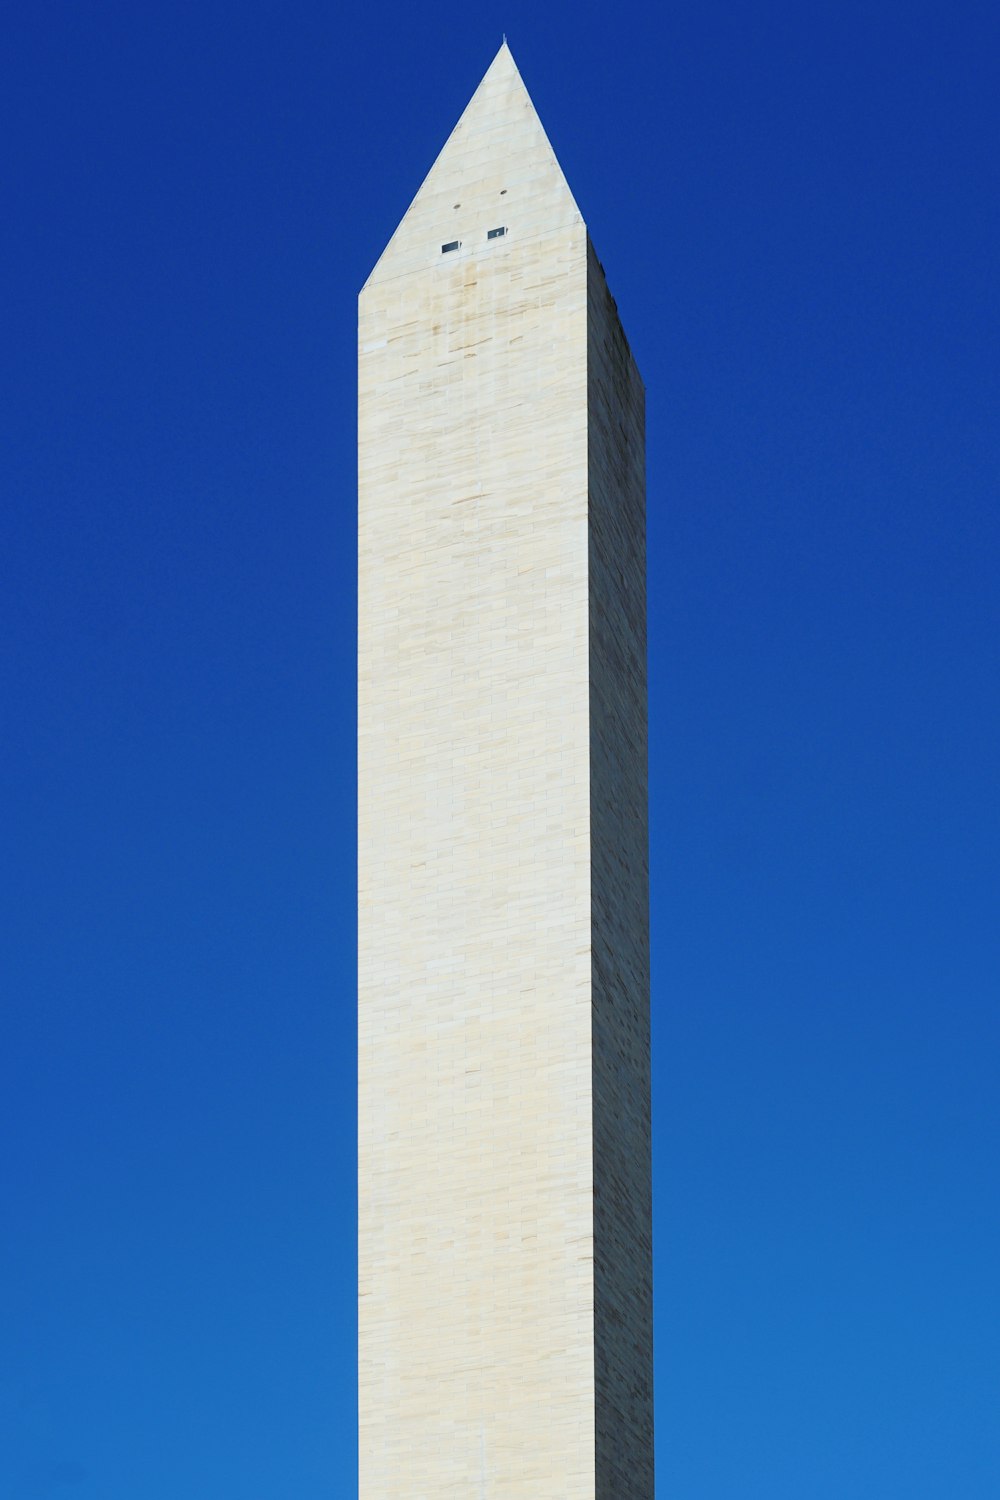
2 2 998 1496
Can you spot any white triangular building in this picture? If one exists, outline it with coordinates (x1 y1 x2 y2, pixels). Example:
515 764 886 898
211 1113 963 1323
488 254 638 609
358 44 652 1498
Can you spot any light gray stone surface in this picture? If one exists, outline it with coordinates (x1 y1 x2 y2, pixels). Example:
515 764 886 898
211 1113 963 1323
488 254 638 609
358 43 651 1497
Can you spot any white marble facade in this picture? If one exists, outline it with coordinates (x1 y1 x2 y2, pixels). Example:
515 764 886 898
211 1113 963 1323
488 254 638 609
358 44 651 1498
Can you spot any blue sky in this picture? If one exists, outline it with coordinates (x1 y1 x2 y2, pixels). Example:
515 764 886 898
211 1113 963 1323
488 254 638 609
2 1 998 1495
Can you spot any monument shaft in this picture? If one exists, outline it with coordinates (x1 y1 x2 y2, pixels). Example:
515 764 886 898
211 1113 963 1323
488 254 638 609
358 46 651 1497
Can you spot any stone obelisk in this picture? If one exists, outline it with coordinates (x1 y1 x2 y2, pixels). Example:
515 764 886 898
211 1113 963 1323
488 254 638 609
358 43 652 1498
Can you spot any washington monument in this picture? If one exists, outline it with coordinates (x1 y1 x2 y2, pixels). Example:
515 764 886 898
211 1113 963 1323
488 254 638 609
358 43 652 1497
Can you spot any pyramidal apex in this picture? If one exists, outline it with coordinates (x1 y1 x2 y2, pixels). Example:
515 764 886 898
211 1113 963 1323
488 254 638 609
363 44 582 290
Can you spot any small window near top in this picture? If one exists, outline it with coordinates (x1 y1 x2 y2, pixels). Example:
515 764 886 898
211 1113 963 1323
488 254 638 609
441 240 460 254
487 226 507 240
